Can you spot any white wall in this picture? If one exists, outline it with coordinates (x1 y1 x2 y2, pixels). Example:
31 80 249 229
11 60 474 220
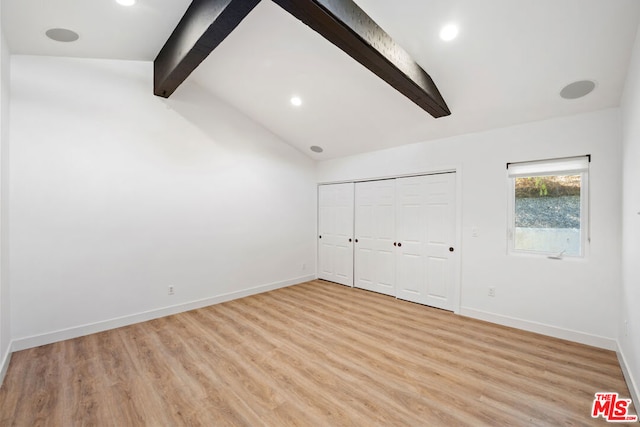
620 22 640 406
318 109 622 349
0 14 11 379
9 55 316 348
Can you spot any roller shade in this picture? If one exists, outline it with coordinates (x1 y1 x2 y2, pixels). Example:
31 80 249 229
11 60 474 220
507 155 590 178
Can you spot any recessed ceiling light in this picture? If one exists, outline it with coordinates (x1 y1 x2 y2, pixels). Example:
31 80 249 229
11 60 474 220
45 28 79 43
439 24 459 41
116 0 136 6
560 80 596 99
310 146 324 153
290 96 302 107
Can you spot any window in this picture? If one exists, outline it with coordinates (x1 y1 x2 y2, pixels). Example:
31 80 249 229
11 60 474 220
507 156 589 257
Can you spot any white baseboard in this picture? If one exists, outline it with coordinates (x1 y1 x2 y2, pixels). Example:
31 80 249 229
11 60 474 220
0 343 11 386
12 275 315 352
617 343 640 412
459 307 617 350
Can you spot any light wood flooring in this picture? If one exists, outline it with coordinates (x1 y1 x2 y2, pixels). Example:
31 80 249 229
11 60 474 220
0 280 635 426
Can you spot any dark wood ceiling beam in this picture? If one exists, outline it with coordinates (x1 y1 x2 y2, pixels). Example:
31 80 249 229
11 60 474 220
154 0 450 118
154 0 260 98
271 0 450 118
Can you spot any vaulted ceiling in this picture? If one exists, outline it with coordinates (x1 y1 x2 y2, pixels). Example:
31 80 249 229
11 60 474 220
3 0 640 159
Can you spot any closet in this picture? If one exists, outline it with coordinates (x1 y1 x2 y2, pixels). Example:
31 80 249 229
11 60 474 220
318 173 457 311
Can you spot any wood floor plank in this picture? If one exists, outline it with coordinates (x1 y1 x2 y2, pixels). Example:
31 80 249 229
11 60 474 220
224 301 433 425
250 284 556 425
243 287 528 425
0 280 635 426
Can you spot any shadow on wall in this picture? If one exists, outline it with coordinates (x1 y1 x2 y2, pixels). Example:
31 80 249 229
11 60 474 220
161 80 311 166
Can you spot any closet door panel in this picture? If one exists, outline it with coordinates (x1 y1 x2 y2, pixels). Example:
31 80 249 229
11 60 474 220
424 173 456 310
354 183 375 291
354 180 396 296
318 187 335 279
374 191 396 295
318 183 354 286
395 176 427 303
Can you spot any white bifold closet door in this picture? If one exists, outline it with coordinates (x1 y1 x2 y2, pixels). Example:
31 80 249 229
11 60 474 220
319 173 456 310
395 173 456 310
354 179 396 296
317 183 354 287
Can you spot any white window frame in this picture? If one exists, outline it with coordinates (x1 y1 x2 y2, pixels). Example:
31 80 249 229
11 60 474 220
507 156 590 259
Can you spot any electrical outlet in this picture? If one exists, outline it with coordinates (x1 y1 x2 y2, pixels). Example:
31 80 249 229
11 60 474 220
488 287 496 297
168 286 175 296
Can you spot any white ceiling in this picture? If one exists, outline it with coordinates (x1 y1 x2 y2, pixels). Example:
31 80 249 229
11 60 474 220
2 0 191 61
3 0 640 159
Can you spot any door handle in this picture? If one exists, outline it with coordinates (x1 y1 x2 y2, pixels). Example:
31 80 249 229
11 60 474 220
355 239 358 243
349 238 352 242
319 235 322 239
449 247 454 252
397 242 402 247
